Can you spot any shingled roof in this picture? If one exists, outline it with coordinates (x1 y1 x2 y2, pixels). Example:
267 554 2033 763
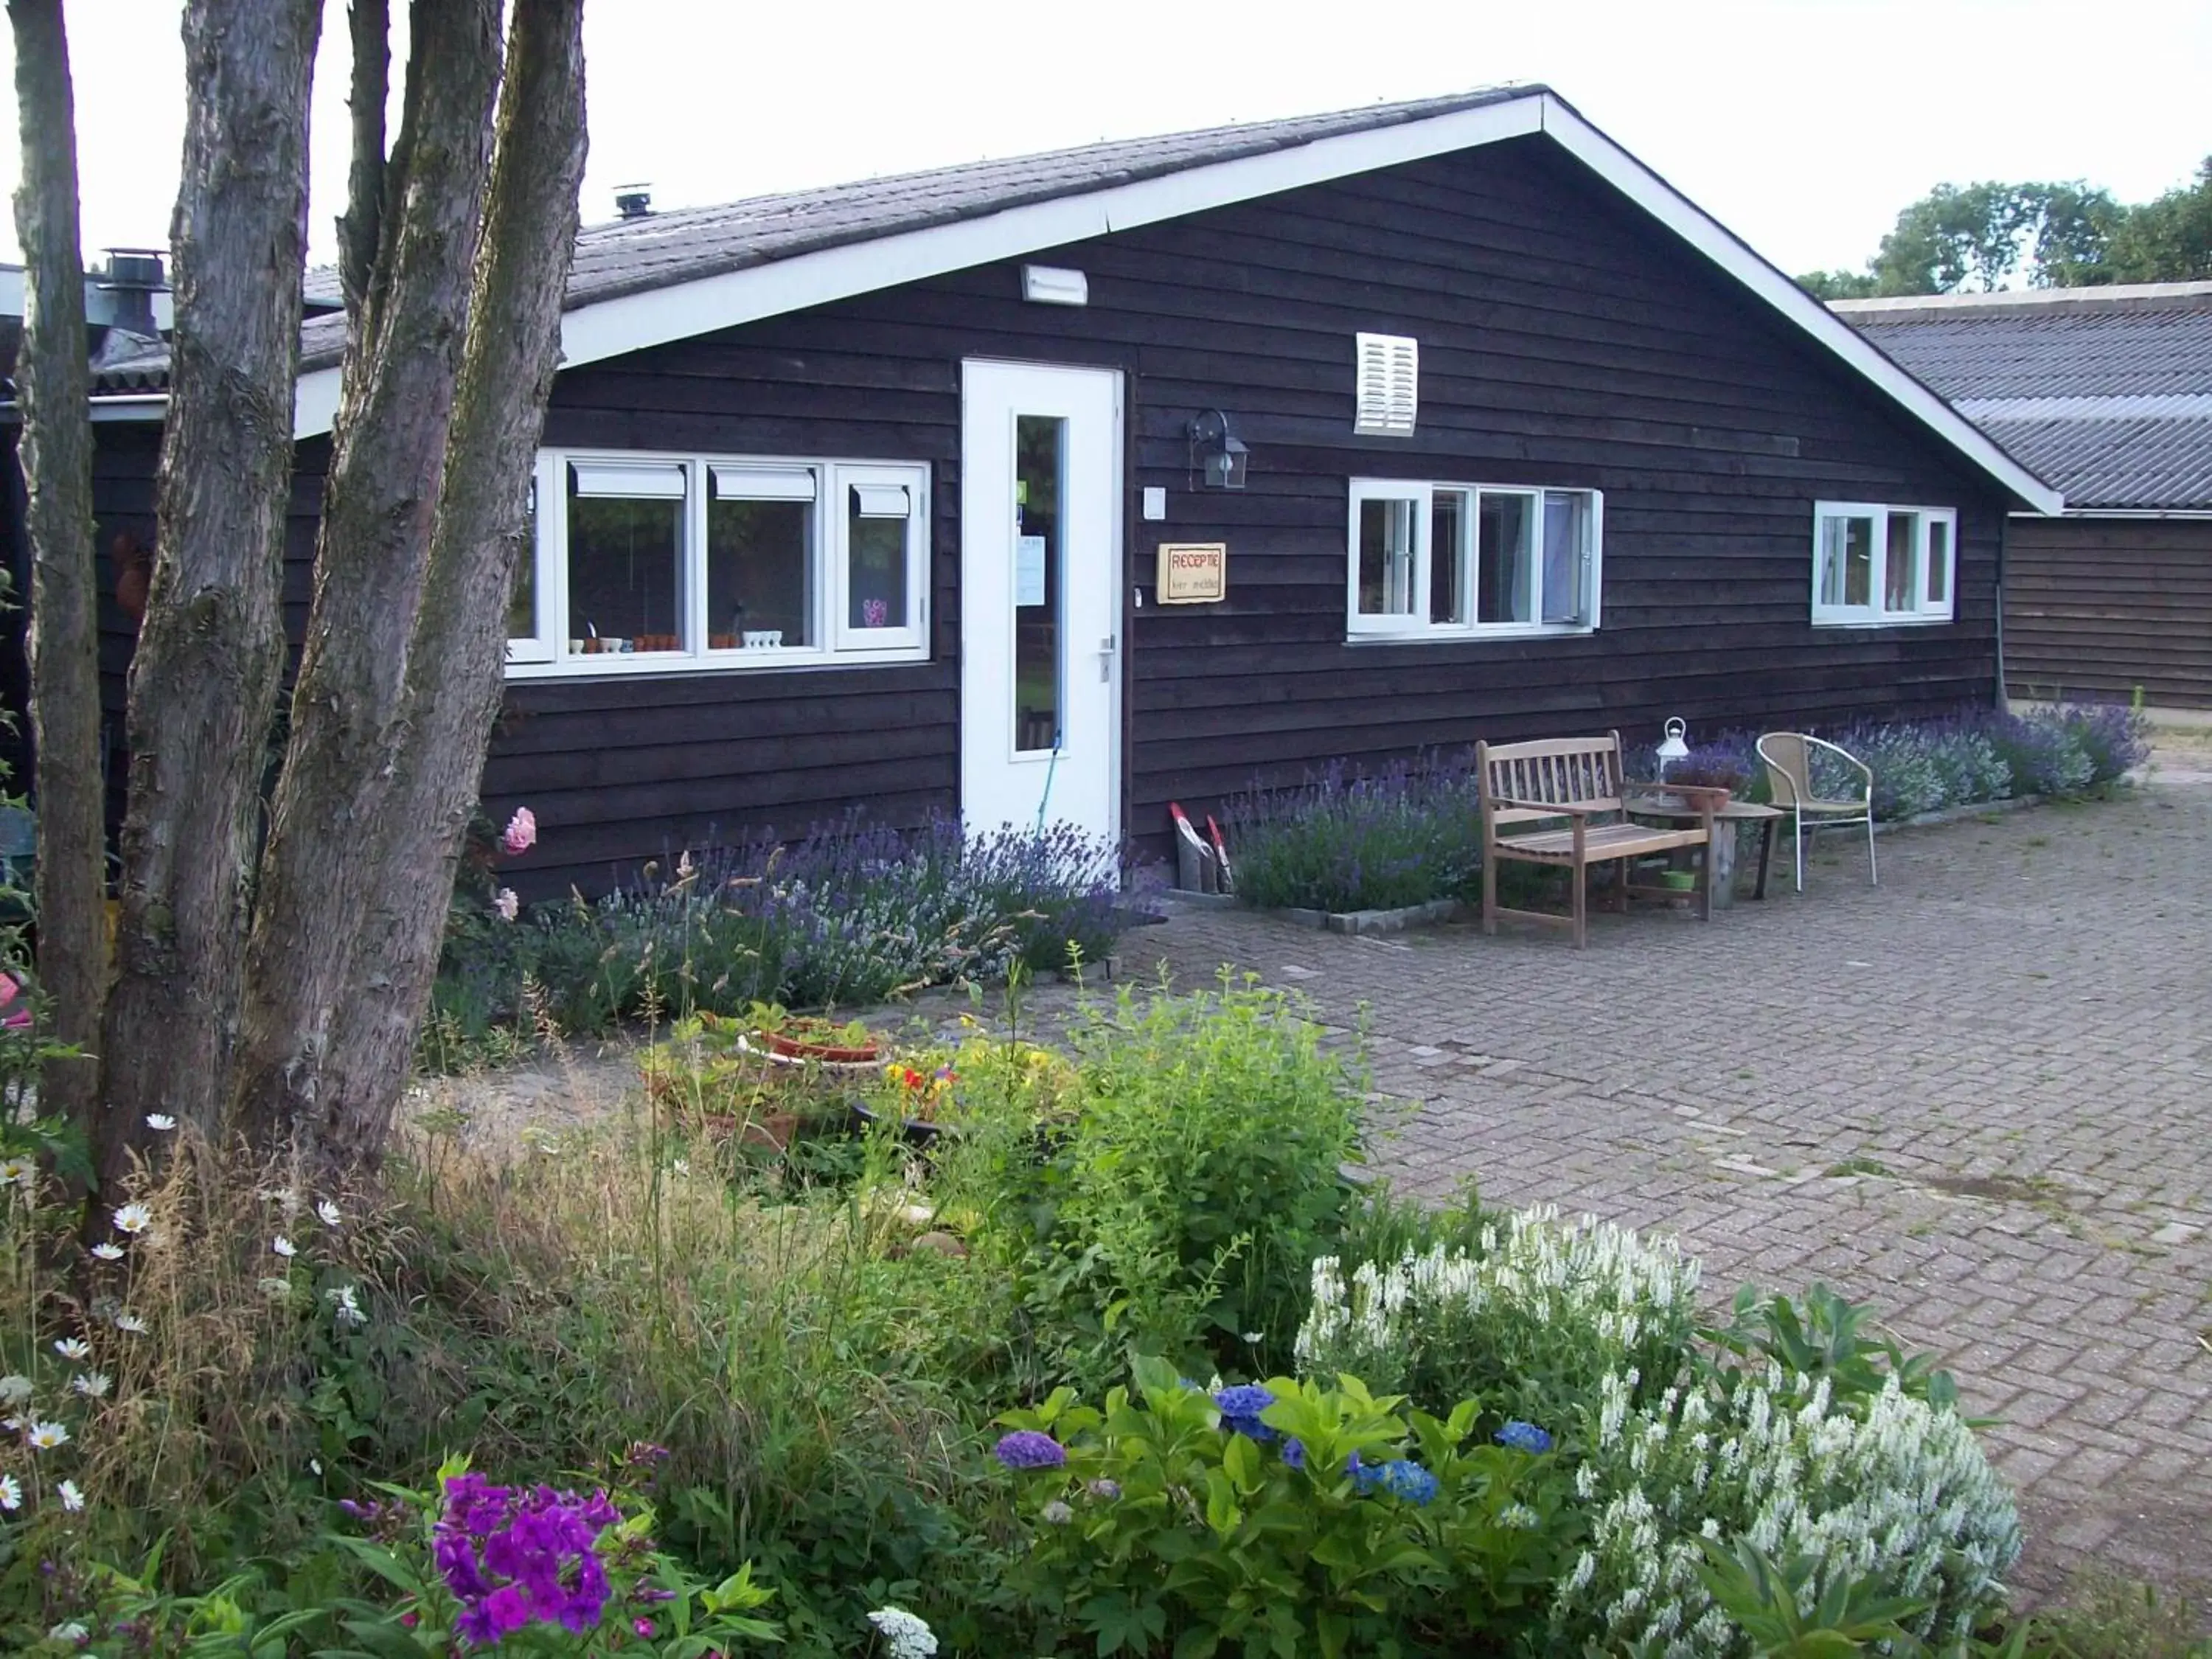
1835 284 2212 511
75 86 2060 510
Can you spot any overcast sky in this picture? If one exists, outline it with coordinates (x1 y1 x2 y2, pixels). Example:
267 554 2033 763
1 0 2206 280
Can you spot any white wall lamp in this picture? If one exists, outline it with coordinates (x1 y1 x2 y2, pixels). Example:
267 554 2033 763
1021 265 1088 306
1186 408 1248 490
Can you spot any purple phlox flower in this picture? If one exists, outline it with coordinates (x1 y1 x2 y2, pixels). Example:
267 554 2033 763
1280 1437 1306 1470
623 1441 670 1470
993 1430 1067 1471
436 1476 618 1641
633 1618 657 1638
1213 1383 1279 1442
1495 1420 1554 1454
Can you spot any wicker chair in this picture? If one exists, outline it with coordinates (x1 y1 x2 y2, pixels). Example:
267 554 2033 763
1756 732 1875 892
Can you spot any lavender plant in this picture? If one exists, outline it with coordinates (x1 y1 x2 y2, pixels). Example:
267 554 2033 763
1224 752 1486 914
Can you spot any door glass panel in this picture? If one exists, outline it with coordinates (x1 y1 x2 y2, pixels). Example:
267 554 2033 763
1429 491 1465 624
1885 512 1921 612
566 479 686 653
1014 415 1064 753
1927 518 1950 604
1541 491 1587 625
1357 496 1416 616
709 494 813 648
847 489 908 632
1477 492 1534 623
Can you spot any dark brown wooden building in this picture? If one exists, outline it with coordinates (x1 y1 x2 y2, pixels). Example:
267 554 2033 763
1838 283 2211 713
17 87 2062 895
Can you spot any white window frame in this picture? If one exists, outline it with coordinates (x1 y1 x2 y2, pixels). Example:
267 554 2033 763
507 448 931 678
1346 477 1602 642
1809 501 1956 627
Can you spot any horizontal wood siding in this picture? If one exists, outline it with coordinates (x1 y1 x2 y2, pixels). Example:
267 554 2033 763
2004 516 2212 709
67 132 2014 894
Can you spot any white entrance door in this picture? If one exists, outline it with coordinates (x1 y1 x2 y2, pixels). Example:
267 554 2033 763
960 360 1122 844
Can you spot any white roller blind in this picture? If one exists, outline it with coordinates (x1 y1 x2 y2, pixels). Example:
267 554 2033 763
851 482 911 518
1354 332 1419 437
711 465 815 501
570 459 686 498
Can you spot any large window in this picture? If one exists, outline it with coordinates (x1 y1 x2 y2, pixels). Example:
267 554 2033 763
1348 479 1601 640
508 451 929 674
1812 501 1955 626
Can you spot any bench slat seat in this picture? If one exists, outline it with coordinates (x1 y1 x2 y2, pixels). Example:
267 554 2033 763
1476 729 1719 947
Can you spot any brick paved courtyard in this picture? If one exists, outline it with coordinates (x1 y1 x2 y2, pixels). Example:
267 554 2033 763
1130 766 2212 1596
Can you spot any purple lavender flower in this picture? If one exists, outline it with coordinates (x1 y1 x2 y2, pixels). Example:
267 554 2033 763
1495 1420 1553 1454
993 1430 1068 1471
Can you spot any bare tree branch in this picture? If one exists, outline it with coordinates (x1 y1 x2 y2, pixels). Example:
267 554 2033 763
7 0 105 1130
335 0 388 320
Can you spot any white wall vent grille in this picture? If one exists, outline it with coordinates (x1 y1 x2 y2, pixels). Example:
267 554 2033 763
1354 332 1419 437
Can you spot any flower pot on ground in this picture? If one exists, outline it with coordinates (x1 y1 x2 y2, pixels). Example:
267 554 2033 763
746 1002 886 1065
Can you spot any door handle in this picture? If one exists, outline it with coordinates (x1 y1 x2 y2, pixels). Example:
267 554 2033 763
1099 635 1115 683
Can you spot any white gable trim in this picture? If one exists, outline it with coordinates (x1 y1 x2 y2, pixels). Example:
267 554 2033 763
1531 98 2060 514
284 90 2064 512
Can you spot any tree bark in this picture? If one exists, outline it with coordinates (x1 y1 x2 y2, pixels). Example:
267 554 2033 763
7 0 105 1130
97 0 319 1173
234 0 585 1168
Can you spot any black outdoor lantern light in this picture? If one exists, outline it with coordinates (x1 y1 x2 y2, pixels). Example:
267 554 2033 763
1186 408 1249 490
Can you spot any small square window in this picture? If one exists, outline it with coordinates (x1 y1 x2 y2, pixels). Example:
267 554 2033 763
1812 502 1955 627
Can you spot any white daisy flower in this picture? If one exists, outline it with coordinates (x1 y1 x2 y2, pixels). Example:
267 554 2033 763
315 1200 342 1228
145 1113 176 1131
89 1242 123 1262
326 1285 366 1329
52 1338 89 1362
271 1236 296 1259
0 1156 34 1186
0 1375 29 1405
71 1373 111 1400
111 1201 153 1234
114 1312 147 1335
26 1420 69 1450
0 1473 18 1509
56 1479 83 1512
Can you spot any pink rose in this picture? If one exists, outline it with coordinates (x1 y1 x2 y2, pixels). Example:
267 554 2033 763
501 807 537 856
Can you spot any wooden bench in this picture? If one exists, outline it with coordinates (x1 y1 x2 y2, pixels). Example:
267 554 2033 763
1475 731 1722 947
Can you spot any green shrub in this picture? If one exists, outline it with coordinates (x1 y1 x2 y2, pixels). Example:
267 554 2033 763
992 1356 1580 1658
1550 1367 2021 1654
961 978 1366 1385
1295 1206 1703 1425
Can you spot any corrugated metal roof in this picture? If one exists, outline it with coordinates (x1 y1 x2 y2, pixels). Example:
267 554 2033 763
100 86 1540 391
1843 299 2212 509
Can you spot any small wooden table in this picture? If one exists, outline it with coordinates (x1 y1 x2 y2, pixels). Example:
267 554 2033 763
1624 796 1786 902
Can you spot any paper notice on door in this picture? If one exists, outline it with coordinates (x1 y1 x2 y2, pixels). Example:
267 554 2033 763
1015 535 1048 607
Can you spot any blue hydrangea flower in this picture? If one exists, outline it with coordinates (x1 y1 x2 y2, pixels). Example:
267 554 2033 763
993 1430 1068 1471
1378 1460 1439 1506
1280 1436 1305 1470
1346 1451 1383 1492
1213 1384 1278 1442
1494 1420 1553 1454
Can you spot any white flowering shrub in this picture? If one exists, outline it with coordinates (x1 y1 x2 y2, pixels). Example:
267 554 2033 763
1294 1206 1701 1419
1549 1366 2021 1656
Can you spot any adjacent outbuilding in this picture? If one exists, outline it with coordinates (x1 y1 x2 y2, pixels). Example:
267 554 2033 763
1837 282 2211 714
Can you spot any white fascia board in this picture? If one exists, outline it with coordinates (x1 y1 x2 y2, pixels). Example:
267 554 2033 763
1534 96 2064 516
88 396 170 422
292 97 1545 437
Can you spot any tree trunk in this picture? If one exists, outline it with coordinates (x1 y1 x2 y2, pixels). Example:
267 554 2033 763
234 0 585 1169
97 0 319 1174
7 0 106 1130
232 0 501 1149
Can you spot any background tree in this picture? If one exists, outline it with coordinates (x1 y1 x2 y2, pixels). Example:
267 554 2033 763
6 0 105 1130
1799 159 2212 297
